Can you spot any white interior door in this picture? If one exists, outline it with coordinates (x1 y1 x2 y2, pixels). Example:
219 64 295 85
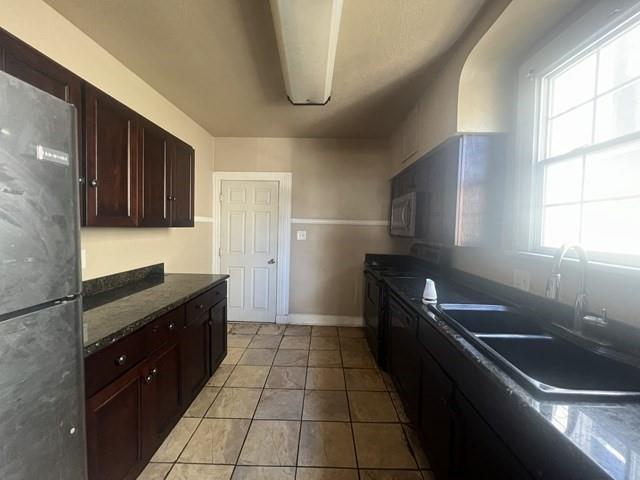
220 180 279 322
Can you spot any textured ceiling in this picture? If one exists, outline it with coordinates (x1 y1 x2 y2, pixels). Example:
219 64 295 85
44 0 484 138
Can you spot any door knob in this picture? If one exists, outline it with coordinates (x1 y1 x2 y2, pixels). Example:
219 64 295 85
268 258 276 265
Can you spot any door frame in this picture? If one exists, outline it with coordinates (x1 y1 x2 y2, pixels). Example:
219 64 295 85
212 171 292 324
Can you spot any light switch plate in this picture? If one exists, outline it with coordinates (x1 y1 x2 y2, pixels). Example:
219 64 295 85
81 249 86 270
296 230 307 241
513 269 530 292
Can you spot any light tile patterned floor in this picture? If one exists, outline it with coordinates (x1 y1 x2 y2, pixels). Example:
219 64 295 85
138 323 433 480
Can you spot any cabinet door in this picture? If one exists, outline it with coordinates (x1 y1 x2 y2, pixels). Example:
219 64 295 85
180 311 210 407
85 84 139 226
141 341 182 459
169 138 194 227
0 28 86 223
210 299 227 372
86 363 144 480
139 120 170 227
363 273 381 362
453 394 532 480
388 297 420 423
420 348 454 480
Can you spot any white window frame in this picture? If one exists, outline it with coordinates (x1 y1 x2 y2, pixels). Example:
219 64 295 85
515 0 640 269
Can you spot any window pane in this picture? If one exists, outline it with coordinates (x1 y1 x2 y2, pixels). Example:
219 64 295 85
594 79 640 143
550 54 596 115
584 139 640 200
582 199 640 255
598 22 640 93
547 103 593 157
541 204 581 248
543 158 583 204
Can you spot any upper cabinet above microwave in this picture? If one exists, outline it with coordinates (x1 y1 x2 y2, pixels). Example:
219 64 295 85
390 134 506 247
0 28 195 229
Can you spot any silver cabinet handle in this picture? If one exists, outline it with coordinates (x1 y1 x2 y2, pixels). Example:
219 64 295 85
151 368 158 376
115 354 127 366
89 179 98 187
168 322 176 331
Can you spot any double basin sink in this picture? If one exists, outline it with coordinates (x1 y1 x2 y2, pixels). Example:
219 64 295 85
434 304 640 400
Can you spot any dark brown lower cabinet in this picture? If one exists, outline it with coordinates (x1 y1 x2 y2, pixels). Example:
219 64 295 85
180 310 210 407
420 348 454 480
141 341 182 459
86 363 145 480
363 272 382 365
382 290 532 480
389 297 421 423
210 299 227 372
452 394 531 479
85 340 183 480
85 283 227 480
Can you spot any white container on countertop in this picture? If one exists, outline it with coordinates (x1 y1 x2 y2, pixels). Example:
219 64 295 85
422 278 438 305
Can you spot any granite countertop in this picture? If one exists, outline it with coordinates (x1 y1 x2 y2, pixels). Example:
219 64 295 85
82 273 228 356
382 271 640 480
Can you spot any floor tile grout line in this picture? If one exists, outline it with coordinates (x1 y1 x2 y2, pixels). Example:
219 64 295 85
229 356 274 477
338 341 361 480
293 345 309 480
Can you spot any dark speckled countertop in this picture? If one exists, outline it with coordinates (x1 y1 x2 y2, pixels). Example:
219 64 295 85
82 273 228 357
382 271 640 480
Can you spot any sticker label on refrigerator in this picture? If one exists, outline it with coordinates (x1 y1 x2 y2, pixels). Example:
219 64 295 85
36 145 69 165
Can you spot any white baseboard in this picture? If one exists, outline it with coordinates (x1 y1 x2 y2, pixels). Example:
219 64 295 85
284 314 364 327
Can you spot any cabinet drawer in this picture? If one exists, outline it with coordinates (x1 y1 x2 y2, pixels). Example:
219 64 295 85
144 307 184 353
85 330 147 398
389 297 418 335
186 283 226 325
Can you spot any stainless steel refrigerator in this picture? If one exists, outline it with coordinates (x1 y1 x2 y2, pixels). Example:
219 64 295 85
0 71 87 479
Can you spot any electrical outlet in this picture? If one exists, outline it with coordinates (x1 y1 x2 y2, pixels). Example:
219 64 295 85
296 230 307 241
513 269 530 292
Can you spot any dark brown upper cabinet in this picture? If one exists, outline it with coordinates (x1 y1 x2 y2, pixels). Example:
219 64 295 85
1 27 196 230
139 120 170 227
169 138 195 228
85 84 139 227
139 122 195 228
0 28 86 223
390 134 506 247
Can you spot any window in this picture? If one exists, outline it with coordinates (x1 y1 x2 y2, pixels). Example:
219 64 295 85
534 13 640 262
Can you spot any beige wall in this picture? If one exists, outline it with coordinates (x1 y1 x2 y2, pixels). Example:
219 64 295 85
390 0 511 176
214 137 391 220
214 137 406 317
1 0 215 280
457 0 585 134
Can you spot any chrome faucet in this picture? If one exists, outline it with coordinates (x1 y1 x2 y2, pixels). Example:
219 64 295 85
545 244 607 334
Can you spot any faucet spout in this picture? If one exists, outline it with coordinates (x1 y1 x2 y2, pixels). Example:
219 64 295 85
545 243 590 333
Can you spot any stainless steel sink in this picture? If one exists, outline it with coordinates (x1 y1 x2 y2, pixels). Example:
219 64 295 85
434 303 640 400
437 304 546 336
